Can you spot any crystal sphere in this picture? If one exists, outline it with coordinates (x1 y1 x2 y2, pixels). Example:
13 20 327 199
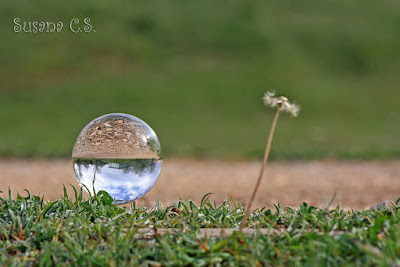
72 113 162 204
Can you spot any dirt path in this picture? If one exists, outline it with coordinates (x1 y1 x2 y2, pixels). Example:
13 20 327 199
1 159 399 209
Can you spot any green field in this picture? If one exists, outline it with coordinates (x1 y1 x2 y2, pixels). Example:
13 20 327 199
1 1 400 159
1 188 400 265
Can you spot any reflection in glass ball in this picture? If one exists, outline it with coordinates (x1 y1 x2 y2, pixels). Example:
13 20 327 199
72 113 162 204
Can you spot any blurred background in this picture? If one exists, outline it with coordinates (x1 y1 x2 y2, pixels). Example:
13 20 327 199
1 0 400 160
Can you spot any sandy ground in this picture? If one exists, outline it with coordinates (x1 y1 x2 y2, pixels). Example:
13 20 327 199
1 159 400 210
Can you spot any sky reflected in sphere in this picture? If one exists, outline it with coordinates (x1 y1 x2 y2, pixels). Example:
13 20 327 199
72 113 162 203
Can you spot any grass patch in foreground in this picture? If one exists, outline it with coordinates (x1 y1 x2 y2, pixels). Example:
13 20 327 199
1 187 400 266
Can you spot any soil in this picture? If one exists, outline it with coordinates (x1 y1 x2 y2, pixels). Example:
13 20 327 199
73 114 160 159
1 158 399 210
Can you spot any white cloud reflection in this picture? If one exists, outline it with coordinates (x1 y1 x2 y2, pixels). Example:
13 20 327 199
74 160 162 203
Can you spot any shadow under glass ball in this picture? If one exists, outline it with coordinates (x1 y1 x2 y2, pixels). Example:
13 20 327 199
72 113 162 204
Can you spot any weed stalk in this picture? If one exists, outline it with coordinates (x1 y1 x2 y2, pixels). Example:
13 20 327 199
239 92 299 231
239 109 280 231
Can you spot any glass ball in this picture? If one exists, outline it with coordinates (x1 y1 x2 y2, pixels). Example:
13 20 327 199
72 113 162 204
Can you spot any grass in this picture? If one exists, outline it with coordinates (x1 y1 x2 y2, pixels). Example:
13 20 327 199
1 0 400 159
1 187 400 266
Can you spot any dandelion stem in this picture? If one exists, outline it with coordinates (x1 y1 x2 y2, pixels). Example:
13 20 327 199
239 109 281 231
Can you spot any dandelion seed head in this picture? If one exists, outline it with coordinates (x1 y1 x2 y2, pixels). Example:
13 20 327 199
262 91 300 117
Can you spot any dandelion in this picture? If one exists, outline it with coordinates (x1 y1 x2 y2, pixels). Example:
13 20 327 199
239 91 300 232
262 91 300 117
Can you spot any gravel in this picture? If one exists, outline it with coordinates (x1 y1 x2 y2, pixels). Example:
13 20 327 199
1 158 399 210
